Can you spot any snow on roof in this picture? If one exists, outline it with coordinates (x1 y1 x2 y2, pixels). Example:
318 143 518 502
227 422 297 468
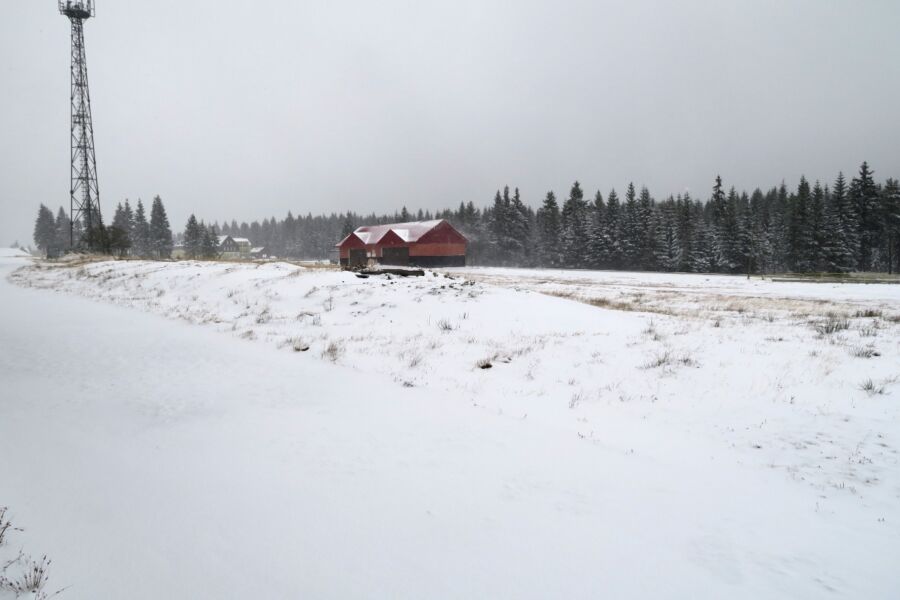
250 247 266 253
338 220 445 246
217 235 229 245
231 237 251 244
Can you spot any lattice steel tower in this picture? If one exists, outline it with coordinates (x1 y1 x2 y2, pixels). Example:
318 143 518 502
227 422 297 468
59 0 102 248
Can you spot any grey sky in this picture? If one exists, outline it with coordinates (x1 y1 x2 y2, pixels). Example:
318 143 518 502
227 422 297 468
2 0 899 245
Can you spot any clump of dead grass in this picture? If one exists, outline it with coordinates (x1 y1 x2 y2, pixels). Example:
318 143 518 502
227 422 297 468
641 349 698 370
813 315 850 335
322 340 343 362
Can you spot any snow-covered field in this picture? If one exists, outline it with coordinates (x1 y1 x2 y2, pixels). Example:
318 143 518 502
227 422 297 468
2 254 900 598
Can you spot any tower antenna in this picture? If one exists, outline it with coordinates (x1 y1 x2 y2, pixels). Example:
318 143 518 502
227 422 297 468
59 0 102 250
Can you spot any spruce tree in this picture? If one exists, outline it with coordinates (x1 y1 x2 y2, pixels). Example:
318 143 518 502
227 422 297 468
654 200 681 271
560 181 589 267
109 203 133 257
54 207 71 251
637 186 656 269
201 223 220 258
508 188 531 265
881 178 900 274
850 162 881 270
605 189 623 268
621 183 640 268
184 214 202 258
535 191 561 267
788 177 815 272
132 200 151 257
149 196 173 259
33 205 56 255
588 191 610 268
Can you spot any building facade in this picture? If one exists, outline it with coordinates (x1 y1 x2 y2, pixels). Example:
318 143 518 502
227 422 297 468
336 220 467 268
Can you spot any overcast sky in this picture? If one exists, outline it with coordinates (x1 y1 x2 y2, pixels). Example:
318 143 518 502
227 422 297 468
2 0 899 245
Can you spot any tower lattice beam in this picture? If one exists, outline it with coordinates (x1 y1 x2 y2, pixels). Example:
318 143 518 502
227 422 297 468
61 1 101 249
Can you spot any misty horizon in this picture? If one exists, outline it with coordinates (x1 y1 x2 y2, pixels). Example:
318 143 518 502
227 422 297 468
3 0 899 245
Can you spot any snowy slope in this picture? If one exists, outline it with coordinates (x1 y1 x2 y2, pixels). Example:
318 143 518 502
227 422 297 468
3 257 900 599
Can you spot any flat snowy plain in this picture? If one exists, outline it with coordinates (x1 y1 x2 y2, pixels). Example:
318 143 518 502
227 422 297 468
2 251 899 598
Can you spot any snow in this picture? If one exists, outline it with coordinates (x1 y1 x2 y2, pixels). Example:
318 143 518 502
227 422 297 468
346 220 445 245
2 256 900 598
0 248 29 258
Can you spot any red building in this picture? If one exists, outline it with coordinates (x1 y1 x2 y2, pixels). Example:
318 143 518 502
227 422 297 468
336 219 467 268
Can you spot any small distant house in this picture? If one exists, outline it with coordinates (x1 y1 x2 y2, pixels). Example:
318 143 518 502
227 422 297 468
335 219 467 268
250 246 271 259
218 235 252 259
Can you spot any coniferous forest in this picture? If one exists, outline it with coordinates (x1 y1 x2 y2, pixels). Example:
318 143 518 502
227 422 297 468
34 162 900 274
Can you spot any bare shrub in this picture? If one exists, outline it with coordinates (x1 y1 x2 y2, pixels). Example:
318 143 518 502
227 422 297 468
642 350 697 370
322 340 343 362
407 352 424 368
0 507 19 546
569 392 583 409
437 318 456 333
848 345 879 359
476 358 493 369
642 320 664 342
814 315 850 335
859 325 879 338
304 286 319 298
854 309 882 318
255 306 271 324
0 553 52 598
859 379 885 396
323 296 335 312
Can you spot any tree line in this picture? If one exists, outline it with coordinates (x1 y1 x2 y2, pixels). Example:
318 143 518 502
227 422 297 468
34 162 900 273
211 162 899 274
33 196 173 258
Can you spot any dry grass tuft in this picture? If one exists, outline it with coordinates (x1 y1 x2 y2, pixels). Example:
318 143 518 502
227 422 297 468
641 349 697 370
859 378 886 396
848 345 880 359
322 340 343 362
813 315 850 335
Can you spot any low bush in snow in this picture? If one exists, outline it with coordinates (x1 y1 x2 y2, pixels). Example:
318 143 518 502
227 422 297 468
814 315 850 335
322 340 343 362
0 553 55 599
859 378 886 396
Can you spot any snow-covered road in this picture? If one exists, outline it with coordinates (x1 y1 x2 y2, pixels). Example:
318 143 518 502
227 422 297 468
1 254 898 599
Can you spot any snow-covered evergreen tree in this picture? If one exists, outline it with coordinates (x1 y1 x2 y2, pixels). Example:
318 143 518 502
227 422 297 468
184 214 203 258
560 182 589 267
33 205 56 255
149 196 173 259
850 162 881 271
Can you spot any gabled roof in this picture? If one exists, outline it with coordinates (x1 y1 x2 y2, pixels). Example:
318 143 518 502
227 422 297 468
218 235 252 246
336 220 448 247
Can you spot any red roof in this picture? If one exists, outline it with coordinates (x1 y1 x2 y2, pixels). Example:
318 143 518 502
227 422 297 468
336 219 463 247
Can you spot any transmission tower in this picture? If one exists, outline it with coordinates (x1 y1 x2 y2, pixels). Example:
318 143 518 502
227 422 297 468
59 0 102 249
